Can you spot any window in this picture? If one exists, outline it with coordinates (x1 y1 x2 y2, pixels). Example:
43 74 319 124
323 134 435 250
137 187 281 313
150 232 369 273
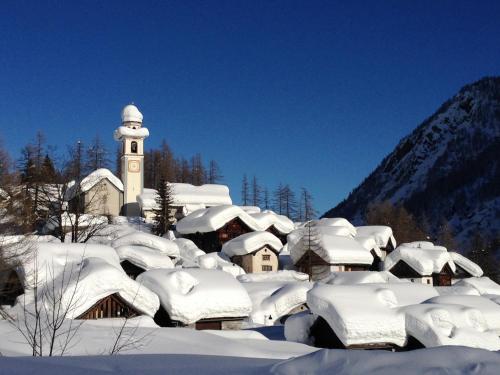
131 141 138 153
262 265 273 272
262 254 271 261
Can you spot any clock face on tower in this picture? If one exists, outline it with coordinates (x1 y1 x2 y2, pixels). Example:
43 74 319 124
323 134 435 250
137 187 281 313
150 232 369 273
128 160 140 173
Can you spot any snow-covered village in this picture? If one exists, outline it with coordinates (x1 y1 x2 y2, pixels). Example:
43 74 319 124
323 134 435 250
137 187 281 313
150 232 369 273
1 2 500 374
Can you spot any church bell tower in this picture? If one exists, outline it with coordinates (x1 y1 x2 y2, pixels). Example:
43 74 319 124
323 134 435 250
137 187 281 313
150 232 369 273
114 104 149 216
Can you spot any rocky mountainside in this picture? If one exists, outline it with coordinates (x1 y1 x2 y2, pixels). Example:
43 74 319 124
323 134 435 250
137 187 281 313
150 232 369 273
323 77 500 245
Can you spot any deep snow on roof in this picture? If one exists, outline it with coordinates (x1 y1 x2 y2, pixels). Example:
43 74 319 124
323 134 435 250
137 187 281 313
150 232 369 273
113 126 149 141
112 232 180 258
355 225 396 249
137 268 252 324
307 284 407 347
449 252 483 277
137 184 232 212
383 242 455 276
116 245 175 270
248 210 295 234
289 230 373 266
221 231 283 257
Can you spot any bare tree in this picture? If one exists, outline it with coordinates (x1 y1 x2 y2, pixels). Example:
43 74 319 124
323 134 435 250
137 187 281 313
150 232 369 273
241 174 250 205
251 176 261 207
9 249 86 356
208 160 223 184
86 134 110 172
299 188 317 222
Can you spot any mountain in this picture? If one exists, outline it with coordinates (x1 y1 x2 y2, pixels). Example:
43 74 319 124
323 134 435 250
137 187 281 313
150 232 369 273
323 77 500 245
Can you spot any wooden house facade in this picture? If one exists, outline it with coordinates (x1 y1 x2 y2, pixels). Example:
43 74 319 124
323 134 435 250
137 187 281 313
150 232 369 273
183 217 254 253
76 293 141 320
388 260 453 286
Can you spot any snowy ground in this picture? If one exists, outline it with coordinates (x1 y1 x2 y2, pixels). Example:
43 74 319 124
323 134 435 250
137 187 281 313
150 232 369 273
1 318 499 374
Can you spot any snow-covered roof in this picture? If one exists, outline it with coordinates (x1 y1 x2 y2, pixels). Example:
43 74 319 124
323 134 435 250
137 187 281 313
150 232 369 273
174 238 206 266
221 231 282 257
383 242 455 276
136 268 252 324
112 232 180 259
46 257 160 319
44 213 108 231
242 281 313 324
176 205 260 234
449 252 483 277
355 225 396 249
237 270 309 283
307 284 406 347
454 277 500 295
113 126 149 141
316 218 357 236
354 236 383 257
425 295 500 335
196 252 245 277
240 206 261 214
121 104 143 123
289 232 373 266
322 271 403 285
82 168 123 193
116 245 175 270
248 210 295 234
137 184 232 212
401 303 500 350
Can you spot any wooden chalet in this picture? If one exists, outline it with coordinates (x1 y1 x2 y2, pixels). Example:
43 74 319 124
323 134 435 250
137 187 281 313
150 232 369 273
76 293 141 320
295 250 369 281
183 216 254 253
309 316 396 350
388 260 453 286
266 225 288 245
153 306 245 330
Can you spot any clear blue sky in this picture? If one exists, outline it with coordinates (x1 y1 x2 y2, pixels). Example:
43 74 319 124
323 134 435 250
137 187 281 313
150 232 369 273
1 1 499 215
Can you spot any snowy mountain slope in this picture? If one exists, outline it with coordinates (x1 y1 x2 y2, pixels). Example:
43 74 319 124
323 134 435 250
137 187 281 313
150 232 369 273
323 77 500 243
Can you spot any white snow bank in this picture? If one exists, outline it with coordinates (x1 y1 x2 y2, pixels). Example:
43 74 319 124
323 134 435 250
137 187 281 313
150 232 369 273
402 303 500 350
174 238 206 265
284 311 316 345
116 245 175 270
272 342 500 375
454 277 500 295
221 231 282 257
355 225 396 249
377 282 439 306
137 268 252 324
238 270 309 283
434 285 480 296
113 126 149 141
383 242 455 276
307 284 406 347
112 232 180 258
242 281 313 324
449 252 483 277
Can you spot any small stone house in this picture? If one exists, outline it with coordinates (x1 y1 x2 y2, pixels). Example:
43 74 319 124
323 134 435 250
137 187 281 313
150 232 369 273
221 231 283 273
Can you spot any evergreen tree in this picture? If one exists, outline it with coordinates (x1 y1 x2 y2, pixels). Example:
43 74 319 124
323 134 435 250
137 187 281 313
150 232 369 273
40 154 58 183
152 179 175 236
241 174 250 205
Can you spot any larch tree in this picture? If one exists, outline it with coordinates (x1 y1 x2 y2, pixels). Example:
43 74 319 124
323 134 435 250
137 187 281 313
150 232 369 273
299 188 317 221
263 188 270 210
86 134 110 172
241 174 250 205
152 178 175 236
251 176 261 207
208 160 223 184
